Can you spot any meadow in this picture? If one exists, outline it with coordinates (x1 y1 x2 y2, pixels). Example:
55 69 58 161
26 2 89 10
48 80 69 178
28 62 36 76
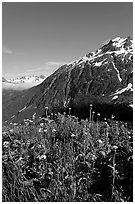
2 111 133 202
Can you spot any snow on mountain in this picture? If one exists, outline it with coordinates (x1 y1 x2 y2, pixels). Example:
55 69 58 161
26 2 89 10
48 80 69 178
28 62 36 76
66 37 132 70
2 36 133 122
2 75 46 90
111 83 133 98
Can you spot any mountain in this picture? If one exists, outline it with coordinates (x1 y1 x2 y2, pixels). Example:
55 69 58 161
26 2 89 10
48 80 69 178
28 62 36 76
2 37 133 123
2 75 46 90
2 77 7 82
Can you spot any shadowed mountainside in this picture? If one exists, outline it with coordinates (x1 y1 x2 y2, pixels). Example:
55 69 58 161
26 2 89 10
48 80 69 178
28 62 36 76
2 37 133 123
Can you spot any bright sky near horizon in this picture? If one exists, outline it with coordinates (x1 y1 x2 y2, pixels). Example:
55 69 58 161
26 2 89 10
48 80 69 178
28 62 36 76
2 2 133 79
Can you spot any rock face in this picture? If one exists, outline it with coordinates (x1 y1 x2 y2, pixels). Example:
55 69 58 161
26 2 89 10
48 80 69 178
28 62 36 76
3 37 133 122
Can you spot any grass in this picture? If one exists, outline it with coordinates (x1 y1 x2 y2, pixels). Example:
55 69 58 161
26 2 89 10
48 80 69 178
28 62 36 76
2 113 133 202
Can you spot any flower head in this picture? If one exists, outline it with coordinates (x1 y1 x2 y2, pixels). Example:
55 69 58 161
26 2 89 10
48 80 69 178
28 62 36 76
39 154 47 160
38 128 43 133
52 129 56 133
32 113 36 120
71 133 76 137
92 154 97 160
13 123 18 125
112 145 118 150
44 129 48 133
40 123 44 127
3 141 10 148
98 139 103 144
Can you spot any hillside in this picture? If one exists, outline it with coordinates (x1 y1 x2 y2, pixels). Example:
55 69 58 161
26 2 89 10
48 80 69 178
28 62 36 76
2 37 133 122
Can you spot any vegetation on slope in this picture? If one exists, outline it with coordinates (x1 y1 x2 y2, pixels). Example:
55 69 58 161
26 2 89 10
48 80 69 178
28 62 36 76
2 112 133 202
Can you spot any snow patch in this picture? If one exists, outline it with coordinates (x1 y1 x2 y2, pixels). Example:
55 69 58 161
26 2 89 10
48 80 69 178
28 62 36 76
2 75 46 90
19 106 27 113
112 37 126 47
129 104 133 108
93 59 107 67
112 62 122 82
112 95 118 100
111 83 133 96
112 37 121 42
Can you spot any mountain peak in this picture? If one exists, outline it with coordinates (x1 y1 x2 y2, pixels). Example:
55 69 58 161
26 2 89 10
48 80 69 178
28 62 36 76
66 36 132 69
2 36 133 122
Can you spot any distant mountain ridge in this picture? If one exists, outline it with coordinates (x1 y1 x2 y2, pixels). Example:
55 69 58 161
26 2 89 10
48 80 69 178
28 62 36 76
2 36 133 122
2 75 46 90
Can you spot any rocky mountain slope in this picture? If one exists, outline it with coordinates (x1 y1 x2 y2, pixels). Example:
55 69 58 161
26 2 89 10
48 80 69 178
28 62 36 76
3 37 133 122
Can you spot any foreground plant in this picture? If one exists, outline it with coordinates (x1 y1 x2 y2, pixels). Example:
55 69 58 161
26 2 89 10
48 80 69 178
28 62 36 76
2 115 133 202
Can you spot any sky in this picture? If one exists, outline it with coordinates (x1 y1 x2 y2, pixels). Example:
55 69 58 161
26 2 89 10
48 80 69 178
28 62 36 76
2 2 133 79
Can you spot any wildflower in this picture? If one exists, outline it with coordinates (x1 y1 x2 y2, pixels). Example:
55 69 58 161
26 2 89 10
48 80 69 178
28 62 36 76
128 131 132 134
39 154 47 160
24 122 29 126
16 156 23 163
112 145 118 150
65 175 69 179
52 129 56 133
97 113 100 117
14 139 21 145
92 154 97 160
100 151 106 157
32 113 36 120
38 128 43 133
98 139 103 144
15 157 24 165
71 133 76 137
27 140 31 146
40 123 44 127
84 131 88 135
69 107 71 115
9 129 13 133
2 131 7 135
44 129 48 133
3 141 10 148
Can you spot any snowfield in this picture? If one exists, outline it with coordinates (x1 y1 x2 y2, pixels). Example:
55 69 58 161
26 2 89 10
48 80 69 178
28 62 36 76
2 75 46 90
